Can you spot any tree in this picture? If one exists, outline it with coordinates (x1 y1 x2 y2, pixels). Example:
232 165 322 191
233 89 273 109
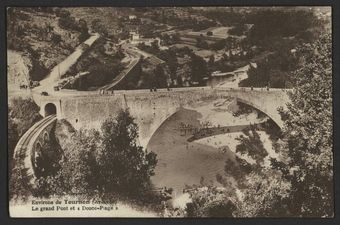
234 33 333 218
33 109 158 202
228 24 246 36
9 98 42 200
235 32 333 218
153 64 168 88
51 33 62 45
189 55 208 85
9 98 42 137
8 116 19 186
181 33 332 218
172 33 180 43
236 127 268 165
151 40 159 51
93 19 109 37
185 186 237 217
240 49 296 88
246 9 320 47
234 170 291 217
91 18 101 30
196 37 208 49
167 56 179 81
78 18 90 42
97 109 157 196
8 117 18 161
208 54 214 64
38 129 100 196
9 164 33 201
279 33 333 217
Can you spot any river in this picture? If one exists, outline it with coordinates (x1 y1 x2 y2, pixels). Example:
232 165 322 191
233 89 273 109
147 101 276 197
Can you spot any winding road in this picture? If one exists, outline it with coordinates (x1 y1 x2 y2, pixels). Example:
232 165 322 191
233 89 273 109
98 46 141 91
37 33 100 92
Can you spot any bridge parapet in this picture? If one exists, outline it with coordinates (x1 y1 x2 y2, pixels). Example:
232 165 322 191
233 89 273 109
13 115 57 185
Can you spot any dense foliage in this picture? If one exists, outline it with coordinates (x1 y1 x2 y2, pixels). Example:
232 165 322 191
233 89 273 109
184 32 333 217
240 48 297 88
136 44 209 87
9 98 42 199
7 8 91 82
185 186 237 217
149 9 216 31
279 33 333 217
9 98 42 137
58 14 90 43
65 37 124 90
236 127 268 164
98 110 157 195
33 109 158 203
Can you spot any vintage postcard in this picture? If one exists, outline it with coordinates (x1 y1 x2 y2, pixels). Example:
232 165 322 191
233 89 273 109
7 6 333 217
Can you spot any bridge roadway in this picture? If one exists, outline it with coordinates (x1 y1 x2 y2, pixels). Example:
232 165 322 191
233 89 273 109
13 115 57 185
36 85 291 98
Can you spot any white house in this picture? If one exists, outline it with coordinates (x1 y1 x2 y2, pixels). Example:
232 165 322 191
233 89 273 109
129 15 137 20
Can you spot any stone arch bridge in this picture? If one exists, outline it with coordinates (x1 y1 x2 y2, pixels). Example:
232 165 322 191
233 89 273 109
33 87 291 148
14 86 291 184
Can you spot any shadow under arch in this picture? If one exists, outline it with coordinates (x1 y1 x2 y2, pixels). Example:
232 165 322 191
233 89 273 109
43 131 49 142
143 110 181 149
144 108 203 149
44 103 57 117
144 97 283 149
235 97 283 129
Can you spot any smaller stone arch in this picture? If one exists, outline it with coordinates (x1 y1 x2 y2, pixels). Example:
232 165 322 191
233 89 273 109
43 131 49 142
35 142 42 154
44 103 57 117
34 142 42 167
34 141 46 177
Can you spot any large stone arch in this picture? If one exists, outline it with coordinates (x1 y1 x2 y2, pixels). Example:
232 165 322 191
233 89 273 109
33 88 288 149
142 109 180 149
142 95 285 148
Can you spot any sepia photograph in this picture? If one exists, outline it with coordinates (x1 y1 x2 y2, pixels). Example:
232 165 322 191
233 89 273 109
7 6 333 218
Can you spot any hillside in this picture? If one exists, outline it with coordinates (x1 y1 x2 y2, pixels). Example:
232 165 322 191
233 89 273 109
66 7 120 37
7 50 31 89
7 7 89 86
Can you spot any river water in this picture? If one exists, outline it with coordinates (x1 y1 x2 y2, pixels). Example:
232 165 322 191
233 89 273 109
147 103 275 197
147 108 236 196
